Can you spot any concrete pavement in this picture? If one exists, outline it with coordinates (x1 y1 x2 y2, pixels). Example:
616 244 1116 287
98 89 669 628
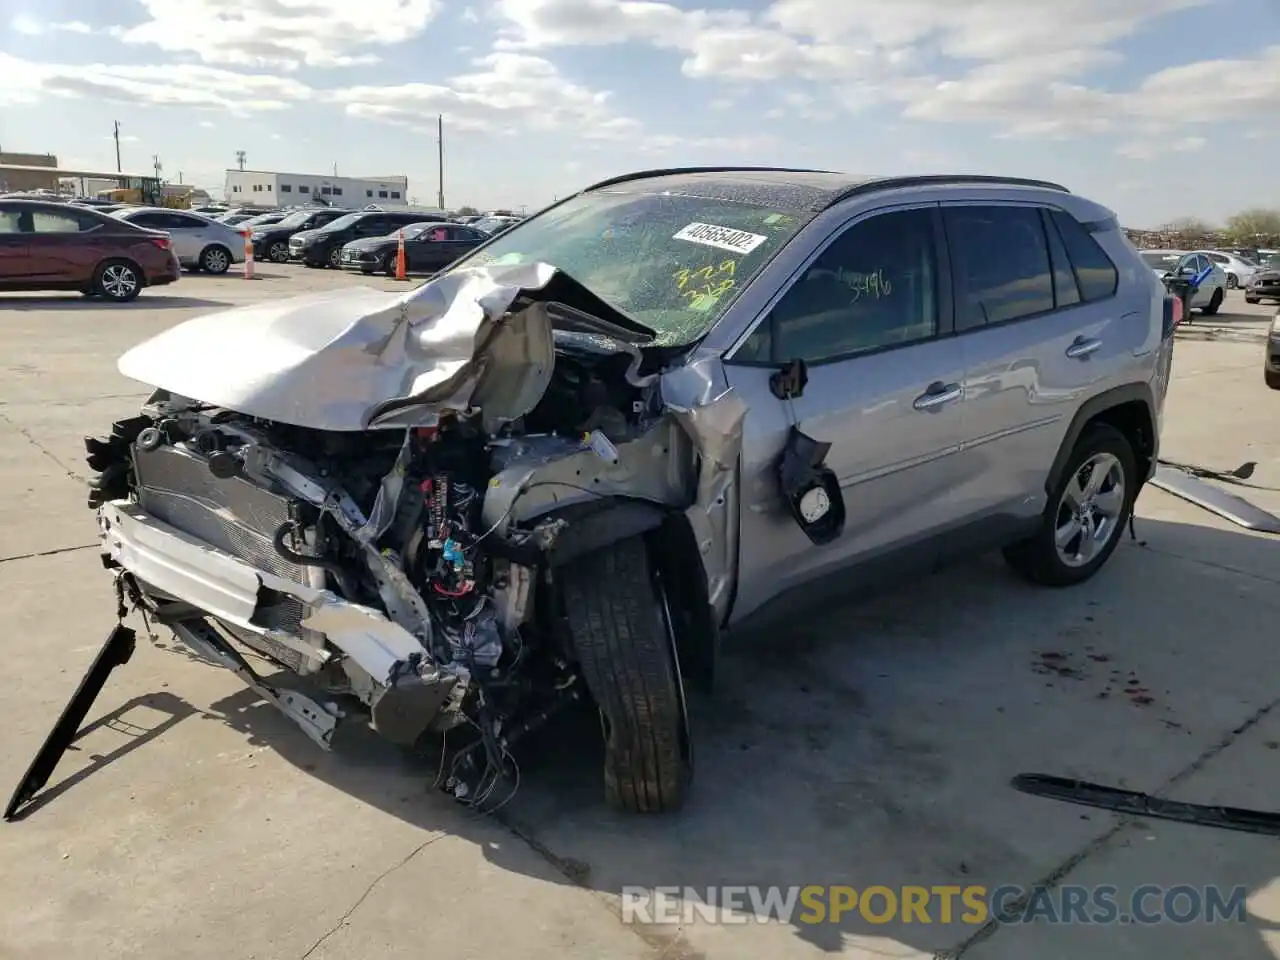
1 270 1278 959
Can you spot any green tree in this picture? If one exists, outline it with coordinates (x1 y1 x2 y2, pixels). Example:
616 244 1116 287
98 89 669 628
1224 208 1280 245
455 204 480 216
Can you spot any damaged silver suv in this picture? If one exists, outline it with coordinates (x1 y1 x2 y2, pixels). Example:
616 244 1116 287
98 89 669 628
11 168 1177 820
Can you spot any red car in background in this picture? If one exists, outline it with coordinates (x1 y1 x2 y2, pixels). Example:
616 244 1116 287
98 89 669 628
0 199 182 302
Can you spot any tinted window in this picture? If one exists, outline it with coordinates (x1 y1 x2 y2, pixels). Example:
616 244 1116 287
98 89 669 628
0 210 21 232
1049 209 1118 301
1040 209 1080 309
170 214 207 228
1206 253 1228 264
31 210 84 233
945 205 1054 330
743 208 939 364
130 213 168 229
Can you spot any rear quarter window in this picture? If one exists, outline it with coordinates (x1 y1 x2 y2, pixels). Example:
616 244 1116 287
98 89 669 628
1049 209 1119 301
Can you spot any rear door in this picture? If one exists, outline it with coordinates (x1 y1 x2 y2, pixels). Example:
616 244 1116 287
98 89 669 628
411 224 454 271
946 202 1130 519
721 204 968 612
0 208 29 282
162 211 214 261
27 207 97 282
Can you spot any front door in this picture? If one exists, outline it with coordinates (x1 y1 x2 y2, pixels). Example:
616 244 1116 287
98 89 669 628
721 205 968 620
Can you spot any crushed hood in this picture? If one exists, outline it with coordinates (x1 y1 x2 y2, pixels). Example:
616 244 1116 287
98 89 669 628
116 262 626 432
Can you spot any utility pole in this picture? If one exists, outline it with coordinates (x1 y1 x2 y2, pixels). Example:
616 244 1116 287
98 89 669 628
436 114 445 210
153 154 163 180
235 150 246 171
113 120 122 172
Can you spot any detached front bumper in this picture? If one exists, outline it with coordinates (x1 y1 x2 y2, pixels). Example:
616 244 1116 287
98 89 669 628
98 499 432 698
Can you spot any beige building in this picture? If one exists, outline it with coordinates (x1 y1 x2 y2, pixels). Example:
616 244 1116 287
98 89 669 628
0 152 59 192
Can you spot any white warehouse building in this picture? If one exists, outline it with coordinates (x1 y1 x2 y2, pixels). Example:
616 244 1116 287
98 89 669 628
224 169 410 207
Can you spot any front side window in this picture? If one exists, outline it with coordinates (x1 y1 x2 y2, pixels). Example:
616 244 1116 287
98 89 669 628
455 189 811 346
737 208 939 364
945 205 1054 330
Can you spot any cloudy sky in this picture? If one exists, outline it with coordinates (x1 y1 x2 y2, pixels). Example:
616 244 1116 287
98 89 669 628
1 0 1276 225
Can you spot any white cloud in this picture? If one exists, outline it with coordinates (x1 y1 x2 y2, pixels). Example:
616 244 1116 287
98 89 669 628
116 0 441 70
333 52 643 140
1118 134 1207 160
10 15 92 35
0 53 311 111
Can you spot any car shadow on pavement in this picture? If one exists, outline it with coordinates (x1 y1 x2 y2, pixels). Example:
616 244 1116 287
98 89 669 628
175 513 1280 957
0 296 235 311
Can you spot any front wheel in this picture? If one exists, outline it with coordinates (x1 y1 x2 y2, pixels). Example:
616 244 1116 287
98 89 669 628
1003 423 1136 587
561 536 691 813
93 259 142 302
1201 288 1224 315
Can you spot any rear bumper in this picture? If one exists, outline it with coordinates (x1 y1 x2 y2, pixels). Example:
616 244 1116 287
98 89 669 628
98 499 427 685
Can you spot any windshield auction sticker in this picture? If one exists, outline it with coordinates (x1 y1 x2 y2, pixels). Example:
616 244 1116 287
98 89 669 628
672 222 767 255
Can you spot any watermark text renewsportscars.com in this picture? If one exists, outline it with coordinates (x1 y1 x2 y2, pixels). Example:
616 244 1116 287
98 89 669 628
621 884 1249 926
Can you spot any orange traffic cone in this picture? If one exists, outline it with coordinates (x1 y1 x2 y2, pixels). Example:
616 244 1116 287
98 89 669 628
395 229 407 280
243 229 255 279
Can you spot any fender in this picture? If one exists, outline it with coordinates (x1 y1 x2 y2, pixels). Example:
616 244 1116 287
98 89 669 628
544 498 669 567
1045 382 1157 494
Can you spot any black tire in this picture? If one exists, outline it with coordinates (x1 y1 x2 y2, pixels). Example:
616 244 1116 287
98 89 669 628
327 247 342 268
267 241 289 263
1266 370 1280 391
92 259 142 302
1003 423 1136 587
199 244 232 275
561 536 691 813
1245 296 1260 304
1227 273 1238 289
1201 288 1224 315
384 253 399 277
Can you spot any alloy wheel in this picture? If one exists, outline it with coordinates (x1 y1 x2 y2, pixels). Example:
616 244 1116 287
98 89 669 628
1054 452 1125 567
101 264 138 300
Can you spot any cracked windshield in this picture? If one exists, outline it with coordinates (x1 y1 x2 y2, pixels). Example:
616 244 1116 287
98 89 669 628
459 191 811 345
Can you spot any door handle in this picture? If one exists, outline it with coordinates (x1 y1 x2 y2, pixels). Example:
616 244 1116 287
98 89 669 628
913 382 963 411
1066 337 1102 359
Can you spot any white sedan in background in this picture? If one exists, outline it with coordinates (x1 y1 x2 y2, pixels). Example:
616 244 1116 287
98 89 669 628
1139 249 1228 315
1205 250 1259 289
110 207 247 274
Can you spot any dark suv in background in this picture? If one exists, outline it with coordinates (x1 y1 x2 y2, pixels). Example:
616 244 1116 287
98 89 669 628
0 199 181 302
251 207 351 263
289 209 449 268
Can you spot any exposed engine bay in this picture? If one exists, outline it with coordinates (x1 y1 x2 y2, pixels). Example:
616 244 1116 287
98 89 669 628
17 262 747 819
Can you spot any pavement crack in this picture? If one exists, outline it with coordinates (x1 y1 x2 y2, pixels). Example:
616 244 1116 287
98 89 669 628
0 543 99 565
0 409 84 482
298 832 447 959
938 692 1280 959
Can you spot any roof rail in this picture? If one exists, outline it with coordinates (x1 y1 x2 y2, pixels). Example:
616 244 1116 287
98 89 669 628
823 174 1070 208
580 165 840 193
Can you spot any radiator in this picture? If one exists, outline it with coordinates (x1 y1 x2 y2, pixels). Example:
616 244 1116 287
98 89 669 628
132 442 309 638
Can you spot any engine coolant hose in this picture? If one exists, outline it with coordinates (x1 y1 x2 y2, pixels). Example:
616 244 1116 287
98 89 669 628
272 522 358 598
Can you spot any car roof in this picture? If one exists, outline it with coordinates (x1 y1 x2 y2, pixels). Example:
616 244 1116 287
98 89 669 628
579 166 1070 213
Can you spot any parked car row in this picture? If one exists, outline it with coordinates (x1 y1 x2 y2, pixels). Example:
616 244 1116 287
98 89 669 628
1138 249 1228 315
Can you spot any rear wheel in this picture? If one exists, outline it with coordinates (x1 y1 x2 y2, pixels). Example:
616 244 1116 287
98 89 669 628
561 536 691 813
327 247 342 268
1202 288 1224 315
267 241 289 263
1227 273 1238 289
1004 423 1136 587
1246 296 1261 304
1266 369 1280 390
93 260 142 302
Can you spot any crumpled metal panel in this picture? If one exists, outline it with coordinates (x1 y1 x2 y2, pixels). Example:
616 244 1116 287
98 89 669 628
116 262 562 432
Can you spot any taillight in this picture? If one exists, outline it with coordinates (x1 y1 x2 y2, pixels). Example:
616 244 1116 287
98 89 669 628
1161 295 1183 339
148 236 171 251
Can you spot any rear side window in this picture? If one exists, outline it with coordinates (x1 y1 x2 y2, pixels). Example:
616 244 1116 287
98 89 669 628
0 210 21 232
1040 209 1081 309
30 211 83 233
944 205 1054 330
1048 209 1118 301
